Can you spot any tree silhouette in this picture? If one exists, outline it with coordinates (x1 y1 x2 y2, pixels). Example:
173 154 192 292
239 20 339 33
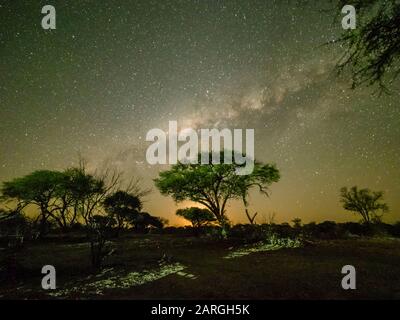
176 207 216 229
63 167 108 226
104 190 163 233
88 214 116 269
335 0 400 92
128 211 164 232
340 186 389 224
1 170 67 235
155 151 280 236
103 190 142 235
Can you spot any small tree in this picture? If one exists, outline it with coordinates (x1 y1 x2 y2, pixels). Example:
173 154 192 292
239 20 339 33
176 207 216 229
87 215 116 270
340 186 389 224
292 218 302 229
104 191 163 233
103 190 142 235
128 212 164 232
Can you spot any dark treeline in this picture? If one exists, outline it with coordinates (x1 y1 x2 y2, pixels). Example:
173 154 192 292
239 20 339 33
159 220 400 242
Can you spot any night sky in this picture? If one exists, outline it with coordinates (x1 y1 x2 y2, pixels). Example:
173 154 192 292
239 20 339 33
1 1 399 225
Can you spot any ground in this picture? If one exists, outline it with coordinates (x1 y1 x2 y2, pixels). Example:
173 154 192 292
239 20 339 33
1 234 400 299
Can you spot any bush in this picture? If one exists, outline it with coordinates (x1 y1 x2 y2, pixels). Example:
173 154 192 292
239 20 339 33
388 222 400 237
228 224 266 242
203 226 225 240
228 223 302 243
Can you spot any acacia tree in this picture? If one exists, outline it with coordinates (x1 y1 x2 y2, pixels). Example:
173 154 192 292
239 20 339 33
176 207 216 229
0 169 103 234
1 170 67 235
335 0 400 91
128 212 164 232
340 186 389 224
155 152 280 235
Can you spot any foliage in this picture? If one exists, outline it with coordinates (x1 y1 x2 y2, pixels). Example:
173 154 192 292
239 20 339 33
340 186 389 224
155 151 280 234
128 212 165 231
176 207 216 228
335 0 400 91
1 170 67 234
104 191 164 233
104 190 142 233
0 168 107 234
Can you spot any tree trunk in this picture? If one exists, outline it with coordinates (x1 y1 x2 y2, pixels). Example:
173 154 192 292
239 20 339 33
245 208 258 224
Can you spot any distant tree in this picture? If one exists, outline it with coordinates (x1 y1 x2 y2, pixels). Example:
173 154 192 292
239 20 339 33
340 186 389 224
144 213 165 230
128 212 164 232
291 217 302 236
157 217 169 227
176 207 216 229
155 151 280 236
103 190 142 235
335 0 400 91
292 218 302 229
103 190 163 234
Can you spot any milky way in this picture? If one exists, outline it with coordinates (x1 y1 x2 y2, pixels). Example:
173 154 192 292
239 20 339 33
1 1 399 225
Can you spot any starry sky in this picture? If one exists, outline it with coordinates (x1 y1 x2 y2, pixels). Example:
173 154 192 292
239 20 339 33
1 0 399 225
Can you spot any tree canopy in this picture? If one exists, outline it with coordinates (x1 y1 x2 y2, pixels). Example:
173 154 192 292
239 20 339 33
340 186 389 224
155 151 280 231
335 0 400 91
176 207 216 228
1 170 75 232
104 190 142 231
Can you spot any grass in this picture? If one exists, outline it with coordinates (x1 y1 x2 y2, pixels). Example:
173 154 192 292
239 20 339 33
1 234 400 299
